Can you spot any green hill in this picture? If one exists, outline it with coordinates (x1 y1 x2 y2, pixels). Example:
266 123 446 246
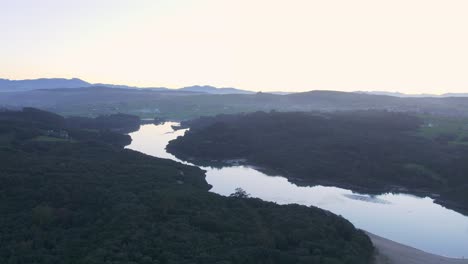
0 109 373 264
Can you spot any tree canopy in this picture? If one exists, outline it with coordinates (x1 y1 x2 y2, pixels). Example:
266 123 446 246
168 111 468 214
0 109 374 264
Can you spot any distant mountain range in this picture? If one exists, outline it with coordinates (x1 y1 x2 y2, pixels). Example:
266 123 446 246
2 86 468 120
0 78 254 94
0 78 91 92
178 85 254 94
1 78 467 97
357 91 468 98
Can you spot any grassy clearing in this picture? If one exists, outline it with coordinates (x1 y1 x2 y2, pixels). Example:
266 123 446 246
418 115 468 145
403 163 445 183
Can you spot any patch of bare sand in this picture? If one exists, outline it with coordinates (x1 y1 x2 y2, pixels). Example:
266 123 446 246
367 232 468 264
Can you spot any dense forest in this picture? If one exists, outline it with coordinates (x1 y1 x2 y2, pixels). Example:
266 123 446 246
3 87 468 120
0 108 374 264
167 111 468 214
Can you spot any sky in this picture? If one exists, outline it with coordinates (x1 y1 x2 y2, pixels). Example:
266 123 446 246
1 0 468 94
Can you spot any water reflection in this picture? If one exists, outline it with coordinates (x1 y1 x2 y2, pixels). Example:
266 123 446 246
127 123 468 258
342 194 391 204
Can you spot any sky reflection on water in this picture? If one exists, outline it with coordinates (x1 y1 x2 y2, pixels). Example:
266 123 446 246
128 123 468 258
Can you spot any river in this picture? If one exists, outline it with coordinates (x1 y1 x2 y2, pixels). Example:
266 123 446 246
127 122 468 258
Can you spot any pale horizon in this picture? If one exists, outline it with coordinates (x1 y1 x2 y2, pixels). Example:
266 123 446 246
2 0 468 94
2 76 468 95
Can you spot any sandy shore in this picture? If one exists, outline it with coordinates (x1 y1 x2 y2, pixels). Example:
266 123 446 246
367 232 468 264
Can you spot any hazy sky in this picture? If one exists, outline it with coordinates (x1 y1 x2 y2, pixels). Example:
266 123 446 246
1 0 468 93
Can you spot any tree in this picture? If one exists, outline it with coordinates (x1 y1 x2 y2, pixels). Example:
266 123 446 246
230 188 250 198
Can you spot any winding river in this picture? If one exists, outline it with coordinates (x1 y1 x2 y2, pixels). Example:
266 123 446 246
127 122 468 258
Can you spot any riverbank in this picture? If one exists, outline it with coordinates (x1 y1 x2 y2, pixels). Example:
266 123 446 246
167 112 468 217
171 154 468 217
129 123 468 258
368 232 468 264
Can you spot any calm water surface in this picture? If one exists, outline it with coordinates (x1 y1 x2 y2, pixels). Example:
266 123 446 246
127 123 468 258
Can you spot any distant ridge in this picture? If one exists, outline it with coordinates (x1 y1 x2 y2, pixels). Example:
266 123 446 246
0 78 91 92
357 91 468 98
3 78 467 97
0 78 255 94
179 85 254 94
442 93 468 97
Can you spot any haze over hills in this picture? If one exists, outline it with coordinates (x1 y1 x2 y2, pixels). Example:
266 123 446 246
0 78 254 94
178 85 254 94
358 91 468 98
2 78 468 121
5 0 468 261
0 78 91 92
2 78 468 98
2 86 468 120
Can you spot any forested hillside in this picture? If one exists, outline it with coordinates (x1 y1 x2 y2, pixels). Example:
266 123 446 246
0 109 374 264
168 111 468 214
2 87 468 120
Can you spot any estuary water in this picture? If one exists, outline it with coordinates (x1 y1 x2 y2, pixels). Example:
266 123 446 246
127 123 468 258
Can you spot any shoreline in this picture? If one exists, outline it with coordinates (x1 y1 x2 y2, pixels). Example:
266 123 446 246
138 125 468 261
367 232 468 264
166 151 468 216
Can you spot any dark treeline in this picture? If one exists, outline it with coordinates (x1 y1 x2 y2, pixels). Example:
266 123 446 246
0 108 141 147
67 113 140 133
0 109 374 264
3 88 468 120
168 111 468 214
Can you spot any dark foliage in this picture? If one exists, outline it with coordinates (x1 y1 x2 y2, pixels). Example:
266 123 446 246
0 108 140 148
0 109 374 264
3 87 468 120
67 113 140 133
168 111 468 213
